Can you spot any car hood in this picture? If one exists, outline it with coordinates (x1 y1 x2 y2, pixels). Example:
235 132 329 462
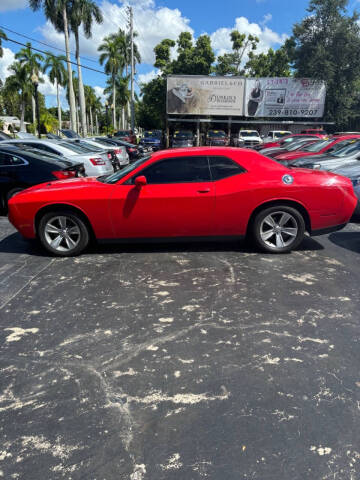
14 177 106 197
332 162 360 177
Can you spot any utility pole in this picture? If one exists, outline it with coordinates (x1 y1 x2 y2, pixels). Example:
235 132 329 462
129 6 135 132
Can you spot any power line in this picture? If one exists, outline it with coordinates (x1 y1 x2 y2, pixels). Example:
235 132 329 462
4 36 107 75
0 25 99 66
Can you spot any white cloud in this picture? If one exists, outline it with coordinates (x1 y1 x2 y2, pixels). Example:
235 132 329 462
210 16 287 58
261 13 272 26
38 0 193 66
94 86 106 104
0 47 15 81
0 0 27 12
138 69 160 85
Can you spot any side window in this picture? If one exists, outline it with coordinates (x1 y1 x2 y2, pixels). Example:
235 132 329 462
136 156 210 184
209 156 245 181
0 152 26 166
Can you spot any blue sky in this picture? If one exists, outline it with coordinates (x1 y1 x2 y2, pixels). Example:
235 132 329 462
0 0 357 108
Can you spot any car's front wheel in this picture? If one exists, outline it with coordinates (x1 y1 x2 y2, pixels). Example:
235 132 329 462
252 205 305 253
38 210 90 257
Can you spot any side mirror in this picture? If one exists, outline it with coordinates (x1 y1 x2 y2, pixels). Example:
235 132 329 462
134 175 147 187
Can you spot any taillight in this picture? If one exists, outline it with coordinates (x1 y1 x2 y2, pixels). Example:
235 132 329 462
114 148 121 154
107 152 112 159
128 147 136 152
90 157 106 165
52 170 76 179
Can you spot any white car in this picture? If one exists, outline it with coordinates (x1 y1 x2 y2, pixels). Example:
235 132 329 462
233 130 262 147
2 139 114 177
262 130 292 143
84 138 129 166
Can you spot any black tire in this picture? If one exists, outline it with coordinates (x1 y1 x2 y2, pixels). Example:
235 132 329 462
252 205 305 253
38 210 90 257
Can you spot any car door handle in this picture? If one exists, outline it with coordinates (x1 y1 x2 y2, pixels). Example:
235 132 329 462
197 188 210 193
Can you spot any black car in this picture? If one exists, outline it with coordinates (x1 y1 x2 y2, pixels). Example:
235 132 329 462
171 130 194 148
0 132 13 141
60 129 80 139
0 145 84 211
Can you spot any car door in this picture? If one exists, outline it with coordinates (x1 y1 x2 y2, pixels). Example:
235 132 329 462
109 155 215 238
209 155 252 236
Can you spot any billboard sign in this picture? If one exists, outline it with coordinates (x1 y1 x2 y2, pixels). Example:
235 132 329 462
244 77 326 118
167 75 245 116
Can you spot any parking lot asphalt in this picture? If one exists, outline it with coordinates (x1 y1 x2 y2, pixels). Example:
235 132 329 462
0 217 359 480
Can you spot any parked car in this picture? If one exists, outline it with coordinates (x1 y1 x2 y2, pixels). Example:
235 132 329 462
205 130 230 146
114 129 137 144
98 137 146 160
263 138 320 158
233 130 262 147
171 130 194 148
83 138 129 168
332 162 360 221
0 132 13 141
261 130 292 143
0 144 83 211
256 133 327 152
301 129 327 135
275 135 360 162
1 139 113 177
8 147 357 257
65 138 128 170
139 130 163 151
288 139 360 170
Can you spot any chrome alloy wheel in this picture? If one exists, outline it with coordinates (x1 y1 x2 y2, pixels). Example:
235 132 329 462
260 211 298 249
44 216 81 252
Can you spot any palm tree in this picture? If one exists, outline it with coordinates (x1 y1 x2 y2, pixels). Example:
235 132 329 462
104 74 130 129
6 62 32 132
43 52 67 131
15 42 44 131
69 0 103 137
84 85 97 135
98 35 125 129
0 29 7 58
29 0 77 132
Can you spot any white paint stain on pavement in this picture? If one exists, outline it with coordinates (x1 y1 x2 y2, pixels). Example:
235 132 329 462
160 453 183 471
4 328 39 343
310 446 332 456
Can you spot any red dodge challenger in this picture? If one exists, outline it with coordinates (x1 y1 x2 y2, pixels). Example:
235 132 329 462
8 147 357 256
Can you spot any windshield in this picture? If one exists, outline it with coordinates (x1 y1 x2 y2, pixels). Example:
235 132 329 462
101 155 151 184
208 130 226 138
144 131 161 138
174 131 193 139
75 141 104 152
302 139 332 152
116 131 132 136
333 140 360 157
240 131 259 137
274 132 291 138
285 140 316 151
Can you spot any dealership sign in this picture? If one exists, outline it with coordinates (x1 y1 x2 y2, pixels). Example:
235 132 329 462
167 75 245 116
167 76 326 118
244 77 326 118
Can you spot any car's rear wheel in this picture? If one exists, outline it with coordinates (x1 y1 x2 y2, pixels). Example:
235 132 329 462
38 210 90 257
252 205 305 253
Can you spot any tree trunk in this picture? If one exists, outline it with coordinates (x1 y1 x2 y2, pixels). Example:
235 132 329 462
95 113 99 135
63 6 77 132
75 29 87 137
75 98 80 134
56 80 62 132
31 95 36 130
89 107 93 135
122 107 125 130
20 98 25 132
112 76 117 130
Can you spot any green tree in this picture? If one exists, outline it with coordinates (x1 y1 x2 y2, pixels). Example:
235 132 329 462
29 0 77 132
290 0 360 126
214 31 259 75
246 43 292 77
15 42 44 130
0 28 7 58
98 35 125 129
5 62 32 132
43 52 67 130
69 0 103 136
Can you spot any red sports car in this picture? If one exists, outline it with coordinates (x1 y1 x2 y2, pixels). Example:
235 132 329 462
8 147 357 256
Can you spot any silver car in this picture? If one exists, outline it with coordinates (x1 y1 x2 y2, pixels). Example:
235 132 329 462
332 162 360 221
84 138 129 166
2 139 114 177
